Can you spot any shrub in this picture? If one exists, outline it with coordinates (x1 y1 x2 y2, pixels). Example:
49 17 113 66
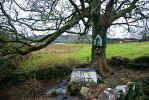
0 57 14 88
109 56 130 66
133 56 149 65
0 56 27 88
67 82 81 95
48 90 58 97
36 65 72 80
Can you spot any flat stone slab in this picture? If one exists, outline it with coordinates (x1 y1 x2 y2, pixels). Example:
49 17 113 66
73 68 96 71
70 68 98 84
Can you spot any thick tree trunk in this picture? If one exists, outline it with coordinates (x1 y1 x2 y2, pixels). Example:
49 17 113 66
90 15 112 77
92 45 112 77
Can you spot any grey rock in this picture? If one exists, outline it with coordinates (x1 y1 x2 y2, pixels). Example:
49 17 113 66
47 88 67 95
55 95 74 100
98 88 116 100
97 85 128 100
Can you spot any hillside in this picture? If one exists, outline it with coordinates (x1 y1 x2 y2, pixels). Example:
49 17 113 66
30 34 144 44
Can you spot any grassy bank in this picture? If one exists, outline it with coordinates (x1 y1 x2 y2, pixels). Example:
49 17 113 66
21 41 149 70
107 41 149 58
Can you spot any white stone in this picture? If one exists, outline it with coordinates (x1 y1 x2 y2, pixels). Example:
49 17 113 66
80 87 89 96
114 85 128 95
70 68 98 83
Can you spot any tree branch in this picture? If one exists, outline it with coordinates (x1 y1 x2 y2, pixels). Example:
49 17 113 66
68 0 87 26
79 0 85 9
17 14 81 55
112 0 138 21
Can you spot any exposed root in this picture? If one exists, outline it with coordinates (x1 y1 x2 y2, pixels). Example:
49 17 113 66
92 54 113 78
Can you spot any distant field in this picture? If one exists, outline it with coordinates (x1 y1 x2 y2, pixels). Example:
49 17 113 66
21 41 149 69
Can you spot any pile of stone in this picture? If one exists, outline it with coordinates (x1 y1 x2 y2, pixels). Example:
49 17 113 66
85 84 128 100
46 68 143 100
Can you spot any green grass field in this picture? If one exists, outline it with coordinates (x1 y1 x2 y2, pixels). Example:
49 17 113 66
21 41 149 70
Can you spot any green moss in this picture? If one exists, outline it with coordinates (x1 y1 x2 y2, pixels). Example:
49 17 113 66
48 90 58 97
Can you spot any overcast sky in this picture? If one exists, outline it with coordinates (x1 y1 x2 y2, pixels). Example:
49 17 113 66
5 0 147 39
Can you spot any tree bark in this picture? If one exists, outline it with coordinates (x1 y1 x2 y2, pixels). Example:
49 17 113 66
92 44 112 77
91 15 112 77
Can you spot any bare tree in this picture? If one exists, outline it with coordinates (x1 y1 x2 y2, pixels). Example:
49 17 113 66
0 0 149 76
